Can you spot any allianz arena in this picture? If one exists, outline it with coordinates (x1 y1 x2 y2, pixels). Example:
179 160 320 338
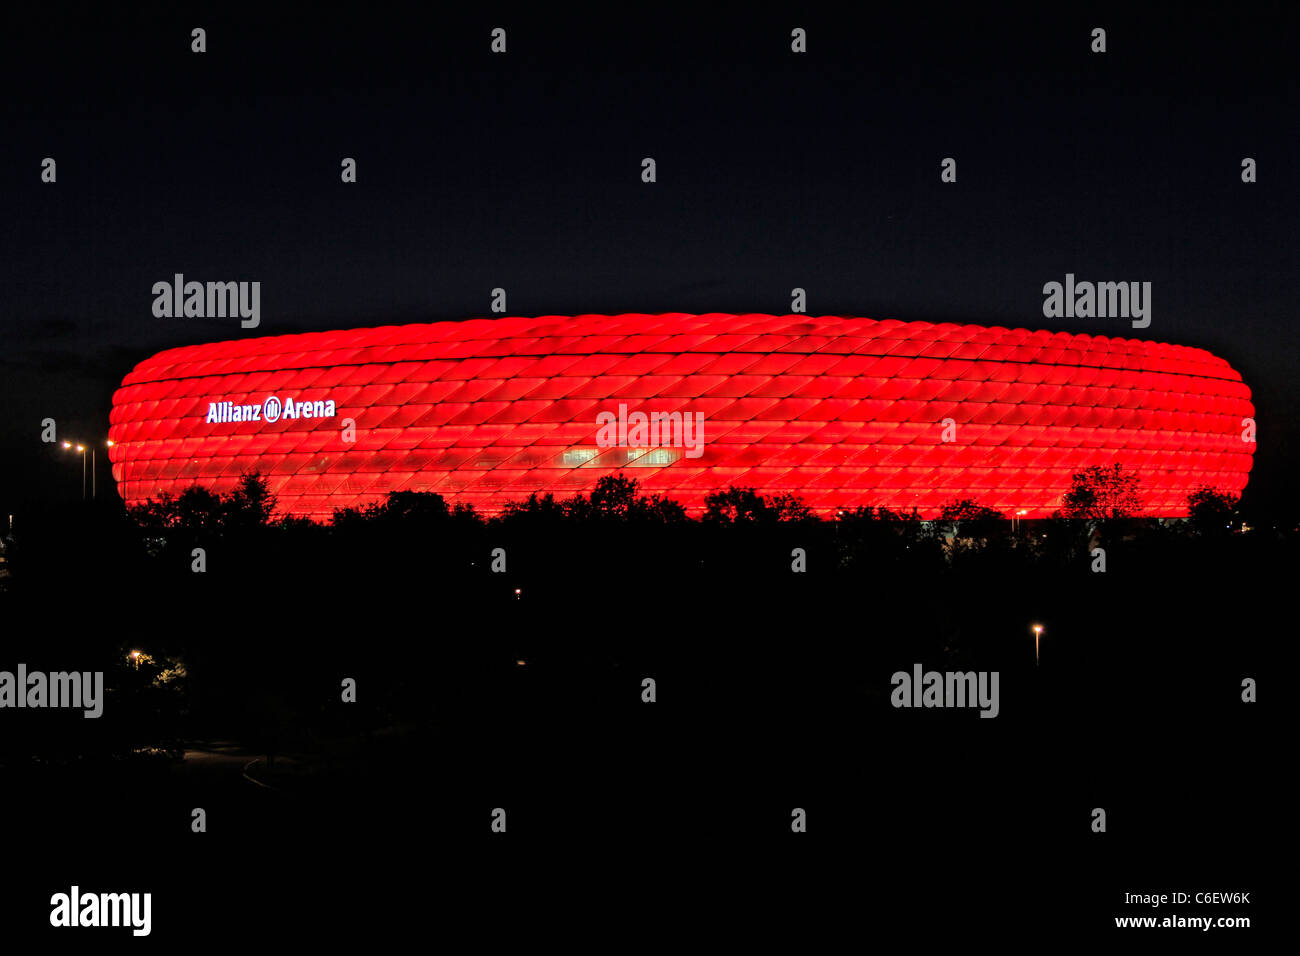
107 313 1254 519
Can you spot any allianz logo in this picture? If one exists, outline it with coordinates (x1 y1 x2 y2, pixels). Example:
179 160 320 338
205 395 338 424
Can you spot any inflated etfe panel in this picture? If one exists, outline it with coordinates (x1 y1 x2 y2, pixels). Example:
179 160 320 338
108 314 1254 519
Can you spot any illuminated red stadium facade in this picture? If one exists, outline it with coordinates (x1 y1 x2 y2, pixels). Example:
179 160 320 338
108 313 1254 519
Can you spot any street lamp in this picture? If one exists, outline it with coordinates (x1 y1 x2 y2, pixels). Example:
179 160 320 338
1032 624 1044 665
60 442 88 499
60 438 114 499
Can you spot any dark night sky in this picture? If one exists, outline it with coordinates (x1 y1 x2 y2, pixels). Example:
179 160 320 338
2 5 1296 517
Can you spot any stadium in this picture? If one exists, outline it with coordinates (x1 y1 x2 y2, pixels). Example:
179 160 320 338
107 313 1254 519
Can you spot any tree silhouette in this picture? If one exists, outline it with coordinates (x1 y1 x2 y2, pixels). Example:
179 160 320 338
585 473 641 519
128 472 277 536
225 471 277 530
554 473 689 524
1060 464 1144 523
703 486 771 523
769 493 814 524
835 505 941 572
1185 485 1239 537
500 492 565 523
637 494 689 524
701 486 811 524
938 497 1006 541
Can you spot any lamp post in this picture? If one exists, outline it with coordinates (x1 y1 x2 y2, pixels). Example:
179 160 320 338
99 440 114 498
62 442 87 499
60 438 114 499
1032 624 1044 665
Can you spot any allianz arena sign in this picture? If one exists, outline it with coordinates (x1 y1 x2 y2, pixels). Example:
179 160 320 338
205 396 338 424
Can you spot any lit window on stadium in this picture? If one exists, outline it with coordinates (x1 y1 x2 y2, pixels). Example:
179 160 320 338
562 448 598 467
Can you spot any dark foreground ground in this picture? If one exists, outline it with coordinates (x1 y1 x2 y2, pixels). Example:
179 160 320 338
2 513 1279 945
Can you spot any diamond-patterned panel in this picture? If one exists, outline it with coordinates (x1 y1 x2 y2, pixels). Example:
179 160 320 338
107 314 1255 519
